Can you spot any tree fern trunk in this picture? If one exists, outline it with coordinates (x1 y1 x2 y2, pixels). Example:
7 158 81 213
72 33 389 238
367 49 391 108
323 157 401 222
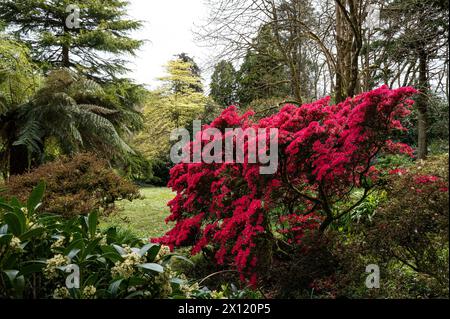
9 144 29 175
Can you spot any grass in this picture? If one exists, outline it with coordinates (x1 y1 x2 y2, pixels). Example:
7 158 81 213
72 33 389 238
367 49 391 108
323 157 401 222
99 187 174 239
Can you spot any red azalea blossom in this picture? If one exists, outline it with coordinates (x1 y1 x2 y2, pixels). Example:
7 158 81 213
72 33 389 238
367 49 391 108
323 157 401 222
152 86 418 284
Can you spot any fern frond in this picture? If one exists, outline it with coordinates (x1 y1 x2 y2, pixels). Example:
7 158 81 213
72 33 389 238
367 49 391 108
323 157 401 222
12 119 42 154
78 104 119 115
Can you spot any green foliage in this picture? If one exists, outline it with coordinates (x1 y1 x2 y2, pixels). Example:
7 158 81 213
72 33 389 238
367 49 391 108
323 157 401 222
330 155 449 298
210 60 238 107
175 53 203 93
2 153 140 218
133 58 207 184
23 68 135 156
0 0 143 81
0 183 263 299
0 36 39 111
1 68 142 176
333 190 388 233
236 25 291 106
0 182 196 299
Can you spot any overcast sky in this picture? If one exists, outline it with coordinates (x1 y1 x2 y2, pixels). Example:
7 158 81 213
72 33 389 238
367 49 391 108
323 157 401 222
125 0 212 90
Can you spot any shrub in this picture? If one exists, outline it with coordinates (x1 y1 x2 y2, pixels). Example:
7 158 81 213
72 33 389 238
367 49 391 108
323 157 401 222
153 86 418 284
266 232 339 298
0 182 265 299
364 154 449 297
0 182 197 299
323 155 449 299
2 153 140 217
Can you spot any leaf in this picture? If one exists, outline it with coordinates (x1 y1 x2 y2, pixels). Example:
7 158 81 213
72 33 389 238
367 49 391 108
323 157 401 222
112 244 126 256
4 213 23 236
63 239 84 255
125 291 144 299
27 181 46 213
162 254 194 266
87 211 98 238
100 246 123 263
83 237 102 259
3 270 19 283
0 201 13 212
108 279 124 297
0 233 12 245
170 277 185 286
67 248 81 260
18 263 46 277
137 263 164 273
0 224 8 235
20 227 45 241
138 243 159 259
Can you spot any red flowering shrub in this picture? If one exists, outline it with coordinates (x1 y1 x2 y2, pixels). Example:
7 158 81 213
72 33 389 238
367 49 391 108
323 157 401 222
278 213 322 245
153 86 418 284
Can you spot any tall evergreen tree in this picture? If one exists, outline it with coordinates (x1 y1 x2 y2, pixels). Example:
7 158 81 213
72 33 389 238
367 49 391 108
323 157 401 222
175 53 203 93
210 60 237 107
237 25 291 106
0 0 143 81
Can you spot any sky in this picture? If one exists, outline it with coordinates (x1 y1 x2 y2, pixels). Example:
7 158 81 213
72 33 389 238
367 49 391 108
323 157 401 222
125 0 212 90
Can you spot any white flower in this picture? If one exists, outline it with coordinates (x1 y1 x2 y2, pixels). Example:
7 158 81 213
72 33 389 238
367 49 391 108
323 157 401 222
50 237 65 251
10 236 23 252
44 254 70 279
180 281 200 299
82 285 97 299
111 248 145 279
156 245 171 260
53 286 70 299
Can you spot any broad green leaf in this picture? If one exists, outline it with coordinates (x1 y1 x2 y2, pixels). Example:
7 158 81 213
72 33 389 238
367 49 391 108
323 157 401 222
108 279 124 296
63 238 84 255
0 233 12 245
0 224 8 234
27 181 46 213
138 243 159 258
100 249 123 263
18 263 46 276
112 244 126 256
87 211 98 238
4 213 23 236
20 227 45 241
3 270 19 282
137 263 164 273
162 254 194 266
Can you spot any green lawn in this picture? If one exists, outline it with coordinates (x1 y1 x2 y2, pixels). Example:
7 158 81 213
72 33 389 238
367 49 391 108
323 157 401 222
100 187 174 239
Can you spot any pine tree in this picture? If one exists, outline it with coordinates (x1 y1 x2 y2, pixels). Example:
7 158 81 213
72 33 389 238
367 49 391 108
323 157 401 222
236 25 291 106
175 53 203 93
210 60 237 107
0 0 142 81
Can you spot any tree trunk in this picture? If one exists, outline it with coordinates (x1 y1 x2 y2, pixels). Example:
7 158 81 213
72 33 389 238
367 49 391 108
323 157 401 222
62 20 70 67
9 144 29 176
62 45 70 67
417 50 429 160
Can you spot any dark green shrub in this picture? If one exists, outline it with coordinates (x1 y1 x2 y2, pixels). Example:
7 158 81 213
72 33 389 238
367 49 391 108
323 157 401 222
2 153 140 217
0 182 263 299
0 182 196 299
329 155 449 298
